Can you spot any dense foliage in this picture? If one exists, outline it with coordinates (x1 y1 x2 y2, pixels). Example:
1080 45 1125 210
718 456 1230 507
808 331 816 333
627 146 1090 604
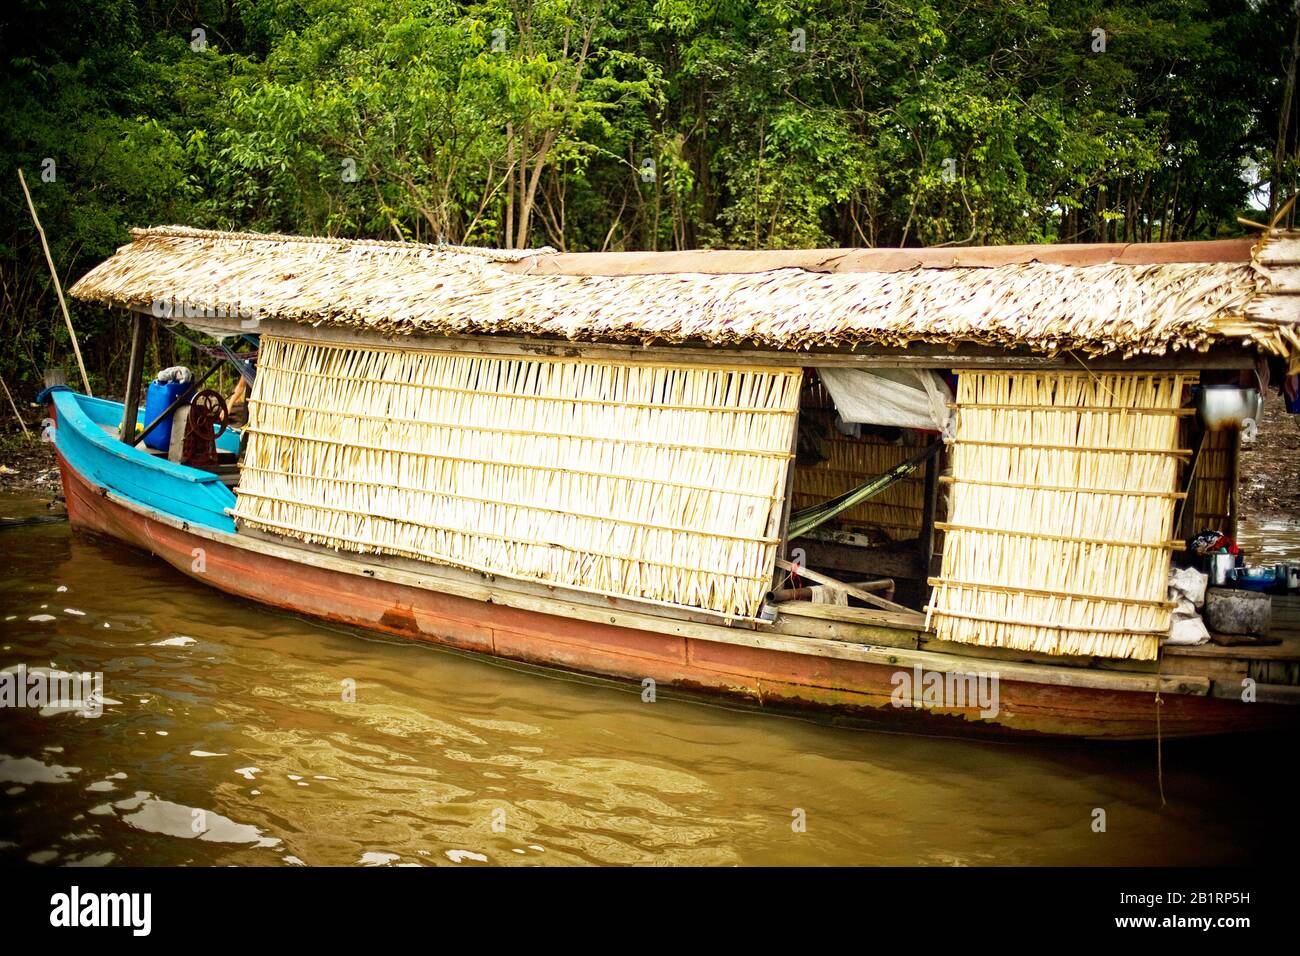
1 0 1297 394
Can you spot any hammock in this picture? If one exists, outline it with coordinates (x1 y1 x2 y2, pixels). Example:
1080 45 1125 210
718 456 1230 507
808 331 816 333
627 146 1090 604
788 439 942 540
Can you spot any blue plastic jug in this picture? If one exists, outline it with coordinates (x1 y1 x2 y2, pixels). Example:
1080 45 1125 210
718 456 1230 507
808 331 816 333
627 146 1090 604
142 379 189 450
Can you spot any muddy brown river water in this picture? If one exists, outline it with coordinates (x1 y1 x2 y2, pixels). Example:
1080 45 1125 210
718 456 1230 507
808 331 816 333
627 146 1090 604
1 490 1297 866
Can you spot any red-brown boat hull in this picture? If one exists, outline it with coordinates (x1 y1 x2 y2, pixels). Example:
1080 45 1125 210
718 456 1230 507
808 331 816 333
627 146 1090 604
54 452 1296 741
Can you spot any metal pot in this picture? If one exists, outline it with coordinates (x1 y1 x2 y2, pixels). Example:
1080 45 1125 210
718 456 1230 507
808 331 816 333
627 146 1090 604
1196 385 1262 432
1209 552 1236 587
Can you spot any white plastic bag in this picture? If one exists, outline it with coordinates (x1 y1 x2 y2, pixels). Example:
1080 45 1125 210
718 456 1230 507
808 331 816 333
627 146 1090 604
155 366 193 385
817 367 952 431
1168 566 1208 608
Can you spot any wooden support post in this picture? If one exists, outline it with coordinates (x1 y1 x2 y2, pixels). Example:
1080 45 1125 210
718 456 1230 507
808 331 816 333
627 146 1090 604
1227 428 1241 539
119 313 147 443
769 396 802 593
919 448 940 574
1177 427 1205 540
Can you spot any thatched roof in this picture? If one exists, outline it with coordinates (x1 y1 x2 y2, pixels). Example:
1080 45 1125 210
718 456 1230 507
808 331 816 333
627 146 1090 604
68 225 1300 363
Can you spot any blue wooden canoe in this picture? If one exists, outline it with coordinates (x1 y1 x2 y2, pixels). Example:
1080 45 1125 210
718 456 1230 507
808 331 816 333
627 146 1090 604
40 387 239 533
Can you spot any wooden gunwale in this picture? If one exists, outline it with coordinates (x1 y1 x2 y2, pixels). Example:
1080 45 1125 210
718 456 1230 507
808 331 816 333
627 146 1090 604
93 486 1213 697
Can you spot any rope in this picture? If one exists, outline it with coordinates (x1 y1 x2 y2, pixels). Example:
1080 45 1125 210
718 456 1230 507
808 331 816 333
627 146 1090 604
1156 647 1167 807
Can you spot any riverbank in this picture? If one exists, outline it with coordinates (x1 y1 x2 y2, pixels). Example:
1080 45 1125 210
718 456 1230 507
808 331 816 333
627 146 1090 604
1239 391 1300 525
0 429 56 495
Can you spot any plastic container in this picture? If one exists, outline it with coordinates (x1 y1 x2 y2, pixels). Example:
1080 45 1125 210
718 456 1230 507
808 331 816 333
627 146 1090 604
142 379 189 451
1230 566 1276 593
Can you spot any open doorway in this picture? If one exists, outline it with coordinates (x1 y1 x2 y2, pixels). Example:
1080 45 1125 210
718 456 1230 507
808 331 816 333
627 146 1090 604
779 367 951 615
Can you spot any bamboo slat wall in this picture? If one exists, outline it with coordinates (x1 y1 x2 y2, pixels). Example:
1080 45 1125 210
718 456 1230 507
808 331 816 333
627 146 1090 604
1191 427 1238 533
792 381 926 539
233 337 801 619
926 372 1190 660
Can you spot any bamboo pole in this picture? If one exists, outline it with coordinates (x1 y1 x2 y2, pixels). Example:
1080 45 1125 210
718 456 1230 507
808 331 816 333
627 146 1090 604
0 374 30 437
119 313 147 444
18 168 91 396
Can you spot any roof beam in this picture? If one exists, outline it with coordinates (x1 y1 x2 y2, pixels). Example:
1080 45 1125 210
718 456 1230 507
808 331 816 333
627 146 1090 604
128 309 1256 370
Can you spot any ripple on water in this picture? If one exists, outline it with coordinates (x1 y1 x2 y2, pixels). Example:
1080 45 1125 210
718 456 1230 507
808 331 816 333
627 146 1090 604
0 491 1295 866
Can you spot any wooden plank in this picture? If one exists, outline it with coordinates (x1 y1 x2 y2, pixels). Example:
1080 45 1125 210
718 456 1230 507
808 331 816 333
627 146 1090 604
949 438 1191 456
776 599 926 631
774 611 921 648
925 604 1168 636
920 635 1160 673
1256 235 1300 266
770 392 801 591
775 557 914 613
1245 296 1300 323
940 475 1187 499
920 449 940 573
1256 264 1300 291
504 238 1256 276
951 402 1196 415
936 521 1183 550
1169 657 1250 682
135 309 1258 371
1209 681 1300 704
1164 640 1300 661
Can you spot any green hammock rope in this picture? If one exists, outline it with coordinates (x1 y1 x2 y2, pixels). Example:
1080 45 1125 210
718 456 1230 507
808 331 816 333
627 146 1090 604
787 439 942 540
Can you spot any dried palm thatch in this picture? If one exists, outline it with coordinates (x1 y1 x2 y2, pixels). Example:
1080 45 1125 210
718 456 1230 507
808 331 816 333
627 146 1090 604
233 337 801 620
926 371 1191 660
66 226 1298 363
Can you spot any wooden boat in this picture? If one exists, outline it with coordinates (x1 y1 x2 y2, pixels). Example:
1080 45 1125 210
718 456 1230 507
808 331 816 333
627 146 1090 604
44 226 1300 740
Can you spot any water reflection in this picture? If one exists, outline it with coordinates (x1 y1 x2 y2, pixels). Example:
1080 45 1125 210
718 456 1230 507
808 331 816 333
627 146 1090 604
0 491 1294 865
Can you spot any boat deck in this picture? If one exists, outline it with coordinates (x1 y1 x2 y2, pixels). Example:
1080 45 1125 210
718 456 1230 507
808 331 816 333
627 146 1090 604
1164 593 1300 695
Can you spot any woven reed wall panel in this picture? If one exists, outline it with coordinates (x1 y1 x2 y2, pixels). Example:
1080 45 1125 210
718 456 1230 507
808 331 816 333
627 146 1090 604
1191 427 1237 532
926 372 1190 660
791 381 926 538
234 337 801 619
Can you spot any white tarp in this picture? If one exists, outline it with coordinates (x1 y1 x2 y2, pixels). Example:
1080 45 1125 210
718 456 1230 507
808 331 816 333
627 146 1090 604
818 367 953 432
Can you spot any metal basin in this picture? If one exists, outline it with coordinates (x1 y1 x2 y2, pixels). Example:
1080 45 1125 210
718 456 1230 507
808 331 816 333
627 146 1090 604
1197 385 1262 431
